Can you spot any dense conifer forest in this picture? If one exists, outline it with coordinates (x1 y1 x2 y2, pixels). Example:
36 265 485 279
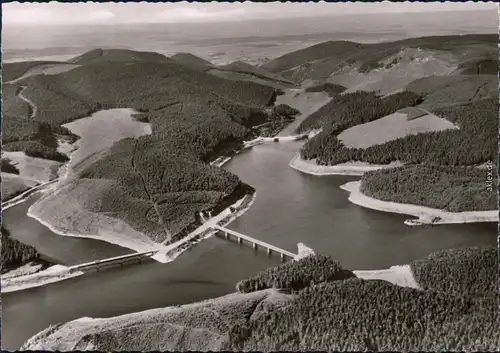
236 255 355 293
2 114 77 162
29 249 497 351
225 249 499 352
296 90 422 134
0 226 45 273
304 82 346 96
2 56 279 243
360 165 497 211
1 159 20 174
8 35 499 350
300 97 497 167
410 247 497 298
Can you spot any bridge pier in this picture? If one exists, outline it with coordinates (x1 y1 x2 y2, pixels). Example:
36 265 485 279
213 226 296 261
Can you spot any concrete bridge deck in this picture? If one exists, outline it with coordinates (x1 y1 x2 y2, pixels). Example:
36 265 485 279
65 225 297 273
69 250 157 272
213 225 296 261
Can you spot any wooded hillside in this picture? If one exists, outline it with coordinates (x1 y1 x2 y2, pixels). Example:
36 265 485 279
2 53 279 244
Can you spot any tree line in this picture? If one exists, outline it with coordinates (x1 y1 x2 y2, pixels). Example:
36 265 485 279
1 226 43 273
300 97 497 168
226 247 499 352
410 246 497 299
236 254 355 293
305 83 346 96
296 90 422 134
26 59 279 244
360 164 497 211
1 159 19 174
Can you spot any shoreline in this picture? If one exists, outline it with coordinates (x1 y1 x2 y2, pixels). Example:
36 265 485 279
2 264 84 294
1 179 59 211
5 105 306 292
20 263 422 351
289 153 403 176
340 181 498 226
4 107 262 292
154 190 258 263
5 191 257 294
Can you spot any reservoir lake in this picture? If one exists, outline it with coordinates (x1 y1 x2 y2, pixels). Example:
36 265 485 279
1 141 496 350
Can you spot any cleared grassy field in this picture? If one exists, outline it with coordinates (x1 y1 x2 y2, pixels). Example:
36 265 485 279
62 108 152 178
1 151 62 183
3 61 65 82
338 112 458 149
275 88 331 136
326 47 460 96
6 63 81 84
300 78 497 168
397 106 428 120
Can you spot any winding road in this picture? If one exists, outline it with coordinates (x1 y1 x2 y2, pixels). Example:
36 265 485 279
17 85 37 119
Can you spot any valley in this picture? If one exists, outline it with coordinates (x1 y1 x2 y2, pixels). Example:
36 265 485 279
1 19 498 352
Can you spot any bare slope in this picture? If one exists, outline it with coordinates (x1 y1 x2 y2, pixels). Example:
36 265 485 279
338 111 458 148
5 63 80 84
264 34 497 83
3 61 67 82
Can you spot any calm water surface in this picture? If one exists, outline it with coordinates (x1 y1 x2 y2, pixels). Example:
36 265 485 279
2 194 133 265
1 142 496 349
224 142 496 270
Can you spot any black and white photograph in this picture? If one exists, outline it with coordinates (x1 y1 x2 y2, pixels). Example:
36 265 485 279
1 1 499 351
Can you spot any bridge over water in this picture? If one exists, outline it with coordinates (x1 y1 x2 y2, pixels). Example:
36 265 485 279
213 225 297 261
64 225 297 273
68 250 157 272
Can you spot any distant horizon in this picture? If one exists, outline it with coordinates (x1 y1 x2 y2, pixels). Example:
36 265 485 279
3 5 496 64
3 2 497 27
3 8 497 28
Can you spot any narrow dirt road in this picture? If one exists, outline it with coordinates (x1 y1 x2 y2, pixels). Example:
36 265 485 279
17 86 37 119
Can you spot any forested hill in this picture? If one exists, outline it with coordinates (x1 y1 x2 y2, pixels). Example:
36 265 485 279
288 34 498 171
261 34 497 81
170 52 215 71
67 48 169 64
280 33 498 212
2 50 281 244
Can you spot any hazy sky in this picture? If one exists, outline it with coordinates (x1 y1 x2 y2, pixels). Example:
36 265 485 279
3 1 498 26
